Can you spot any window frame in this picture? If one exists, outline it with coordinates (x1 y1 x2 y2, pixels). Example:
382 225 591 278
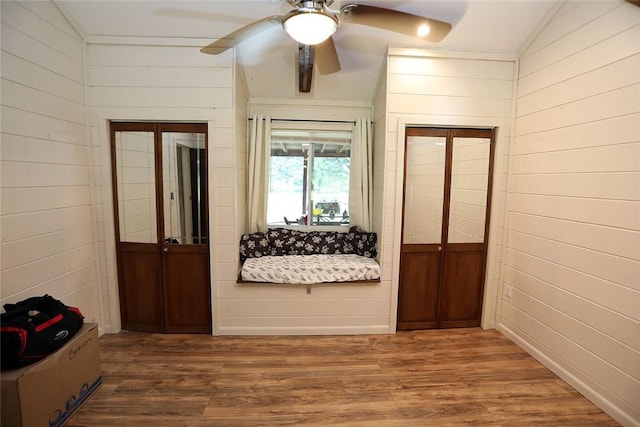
267 126 353 229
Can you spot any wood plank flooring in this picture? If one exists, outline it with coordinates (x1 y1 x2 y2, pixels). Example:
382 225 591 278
67 328 619 426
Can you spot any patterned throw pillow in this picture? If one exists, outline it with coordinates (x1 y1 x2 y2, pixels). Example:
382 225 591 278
267 228 306 256
303 231 345 255
345 226 377 258
239 232 270 261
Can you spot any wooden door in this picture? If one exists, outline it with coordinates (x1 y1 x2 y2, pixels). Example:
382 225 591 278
397 129 447 329
397 127 495 330
160 125 211 333
111 122 211 334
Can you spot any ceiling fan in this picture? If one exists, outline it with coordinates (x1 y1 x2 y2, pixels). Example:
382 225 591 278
200 1 452 93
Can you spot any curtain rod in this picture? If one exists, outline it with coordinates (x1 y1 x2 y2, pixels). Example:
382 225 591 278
248 118 357 124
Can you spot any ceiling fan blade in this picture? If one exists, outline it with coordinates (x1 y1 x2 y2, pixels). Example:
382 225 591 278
201 15 283 54
341 5 451 43
315 36 341 75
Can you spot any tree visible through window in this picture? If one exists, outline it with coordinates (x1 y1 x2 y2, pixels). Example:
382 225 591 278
268 129 351 226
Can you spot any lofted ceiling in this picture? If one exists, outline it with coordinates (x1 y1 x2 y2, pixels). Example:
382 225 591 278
57 0 559 102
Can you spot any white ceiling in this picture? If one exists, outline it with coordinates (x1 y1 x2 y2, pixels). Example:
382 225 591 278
58 0 559 102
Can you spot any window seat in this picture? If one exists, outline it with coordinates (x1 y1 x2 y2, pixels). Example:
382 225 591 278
239 254 381 284
238 227 379 291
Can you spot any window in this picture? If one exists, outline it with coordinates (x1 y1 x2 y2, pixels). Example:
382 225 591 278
267 129 351 227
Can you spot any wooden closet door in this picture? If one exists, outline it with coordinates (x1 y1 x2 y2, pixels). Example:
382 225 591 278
397 128 494 330
397 129 447 330
439 130 494 328
112 122 211 334
112 123 165 332
160 125 211 334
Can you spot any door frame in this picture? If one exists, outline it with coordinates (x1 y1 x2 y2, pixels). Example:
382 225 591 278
390 118 510 332
397 127 495 329
109 121 211 333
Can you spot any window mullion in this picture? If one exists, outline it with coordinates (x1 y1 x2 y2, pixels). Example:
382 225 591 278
307 143 315 225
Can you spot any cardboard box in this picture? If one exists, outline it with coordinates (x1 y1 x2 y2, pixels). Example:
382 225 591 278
1 323 102 427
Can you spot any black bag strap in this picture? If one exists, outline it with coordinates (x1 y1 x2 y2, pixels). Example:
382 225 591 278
3 294 58 312
1 295 67 326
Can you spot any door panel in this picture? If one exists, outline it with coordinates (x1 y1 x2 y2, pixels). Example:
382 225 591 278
440 244 485 328
114 129 158 244
118 244 163 332
448 136 491 244
162 245 211 333
397 247 441 330
402 134 446 244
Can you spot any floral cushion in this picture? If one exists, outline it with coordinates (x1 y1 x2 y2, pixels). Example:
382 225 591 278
267 228 306 256
303 231 345 255
239 232 270 261
344 226 378 258
240 227 377 260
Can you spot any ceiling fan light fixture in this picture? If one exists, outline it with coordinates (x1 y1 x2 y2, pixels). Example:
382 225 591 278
283 8 338 45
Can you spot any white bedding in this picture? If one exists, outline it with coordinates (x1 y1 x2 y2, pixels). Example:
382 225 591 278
240 254 381 284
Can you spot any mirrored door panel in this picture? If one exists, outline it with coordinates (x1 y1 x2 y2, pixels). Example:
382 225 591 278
162 131 207 245
403 135 446 244
114 130 158 244
448 136 491 244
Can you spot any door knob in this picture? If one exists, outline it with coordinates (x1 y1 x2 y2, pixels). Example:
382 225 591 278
437 246 443 251
163 247 168 252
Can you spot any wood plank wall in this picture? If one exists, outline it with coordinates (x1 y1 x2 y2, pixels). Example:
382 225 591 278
0 1 101 320
381 50 516 330
372 58 389 294
212 57 249 334
86 40 235 332
499 2 640 425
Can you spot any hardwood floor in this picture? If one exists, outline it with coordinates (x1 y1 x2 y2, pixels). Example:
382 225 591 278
67 328 619 426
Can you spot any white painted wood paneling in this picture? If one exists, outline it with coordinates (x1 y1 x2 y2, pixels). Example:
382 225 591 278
86 35 232 332
388 93 512 118
518 24 640 97
513 113 639 155
88 66 232 88
385 50 516 331
88 44 230 67
2 51 85 101
503 266 639 351
500 2 640 425
509 171 639 201
517 54 639 117
522 1 616 57
0 1 100 322
2 79 85 123
372 57 392 329
1 24 84 82
519 3 632 78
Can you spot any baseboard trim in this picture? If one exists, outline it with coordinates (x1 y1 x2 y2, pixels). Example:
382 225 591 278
498 322 639 427
218 325 392 336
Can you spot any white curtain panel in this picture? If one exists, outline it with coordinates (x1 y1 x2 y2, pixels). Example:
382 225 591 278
247 115 271 233
349 117 373 231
